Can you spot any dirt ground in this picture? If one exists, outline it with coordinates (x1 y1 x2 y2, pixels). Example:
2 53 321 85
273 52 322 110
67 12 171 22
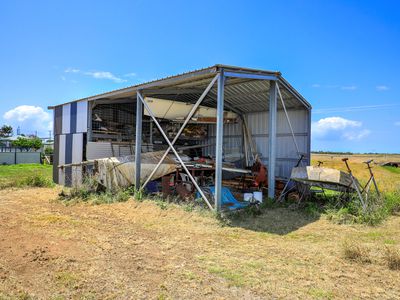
1 187 400 299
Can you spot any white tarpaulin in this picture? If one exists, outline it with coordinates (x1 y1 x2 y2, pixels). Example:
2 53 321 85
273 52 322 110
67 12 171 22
94 151 177 191
144 97 238 123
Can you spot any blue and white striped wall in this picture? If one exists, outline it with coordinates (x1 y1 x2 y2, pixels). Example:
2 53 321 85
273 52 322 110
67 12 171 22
53 101 88 186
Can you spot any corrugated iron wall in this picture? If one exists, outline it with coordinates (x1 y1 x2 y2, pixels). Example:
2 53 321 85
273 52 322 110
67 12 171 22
202 108 311 179
54 101 310 185
53 101 88 186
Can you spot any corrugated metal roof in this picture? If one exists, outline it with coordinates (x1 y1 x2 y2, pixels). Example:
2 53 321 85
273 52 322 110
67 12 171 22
49 64 311 113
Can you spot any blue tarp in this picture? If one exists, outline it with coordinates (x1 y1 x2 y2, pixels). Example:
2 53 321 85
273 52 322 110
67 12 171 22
198 186 249 211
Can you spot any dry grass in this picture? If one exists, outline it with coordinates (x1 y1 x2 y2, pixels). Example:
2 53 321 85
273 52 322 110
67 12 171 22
0 155 399 298
384 246 400 270
312 154 400 192
1 188 400 299
342 240 372 264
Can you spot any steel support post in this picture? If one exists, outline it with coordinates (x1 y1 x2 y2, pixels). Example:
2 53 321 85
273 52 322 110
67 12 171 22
135 91 143 189
268 81 277 199
215 71 225 212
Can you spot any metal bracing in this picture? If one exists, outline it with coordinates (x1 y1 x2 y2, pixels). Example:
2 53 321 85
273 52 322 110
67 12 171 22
135 70 295 208
214 71 225 212
140 74 220 190
268 81 278 199
276 83 301 157
134 91 143 189
242 117 257 165
136 92 214 210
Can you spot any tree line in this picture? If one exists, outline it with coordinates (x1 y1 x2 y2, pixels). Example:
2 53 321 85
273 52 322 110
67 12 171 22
0 124 43 151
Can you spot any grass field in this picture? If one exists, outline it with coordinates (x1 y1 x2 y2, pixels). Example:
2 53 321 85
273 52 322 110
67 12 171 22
0 164 52 189
311 153 400 192
0 157 399 299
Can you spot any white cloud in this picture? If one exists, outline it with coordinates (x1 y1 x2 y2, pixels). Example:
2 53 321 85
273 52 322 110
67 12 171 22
312 116 369 141
65 67 80 73
84 71 127 83
313 117 361 135
342 129 371 141
376 85 389 91
340 85 357 90
314 103 400 114
124 72 137 77
312 84 357 90
3 105 52 136
64 68 128 83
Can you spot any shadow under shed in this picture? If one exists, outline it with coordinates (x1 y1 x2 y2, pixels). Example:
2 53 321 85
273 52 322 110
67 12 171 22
226 207 320 235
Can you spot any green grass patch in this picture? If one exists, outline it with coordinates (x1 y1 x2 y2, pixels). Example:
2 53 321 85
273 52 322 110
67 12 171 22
54 271 81 288
308 287 334 299
180 270 200 281
208 265 245 287
382 166 400 174
0 164 53 189
384 239 396 245
310 190 400 226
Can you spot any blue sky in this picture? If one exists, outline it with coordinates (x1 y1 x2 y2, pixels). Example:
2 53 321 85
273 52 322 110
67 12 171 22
0 0 399 153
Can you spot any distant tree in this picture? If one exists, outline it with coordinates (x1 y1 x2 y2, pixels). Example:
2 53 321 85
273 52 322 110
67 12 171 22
44 147 53 155
0 125 13 137
12 136 43 151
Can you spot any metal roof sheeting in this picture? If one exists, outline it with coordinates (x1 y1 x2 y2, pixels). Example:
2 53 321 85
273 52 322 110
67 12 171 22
49 64 311 113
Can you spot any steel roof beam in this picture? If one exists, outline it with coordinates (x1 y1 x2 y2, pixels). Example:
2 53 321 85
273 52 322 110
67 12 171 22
142 88 206 95
224 71 278 81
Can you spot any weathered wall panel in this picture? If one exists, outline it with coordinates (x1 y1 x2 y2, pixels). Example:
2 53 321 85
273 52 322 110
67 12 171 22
54 106 63 135
53 134 60 183
76 101 88 133
58 134 66 185
61 104 71 134
53 100 88 185
72 133 84 186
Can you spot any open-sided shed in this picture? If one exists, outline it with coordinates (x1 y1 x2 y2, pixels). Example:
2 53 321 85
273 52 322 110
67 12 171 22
49 64 311 210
